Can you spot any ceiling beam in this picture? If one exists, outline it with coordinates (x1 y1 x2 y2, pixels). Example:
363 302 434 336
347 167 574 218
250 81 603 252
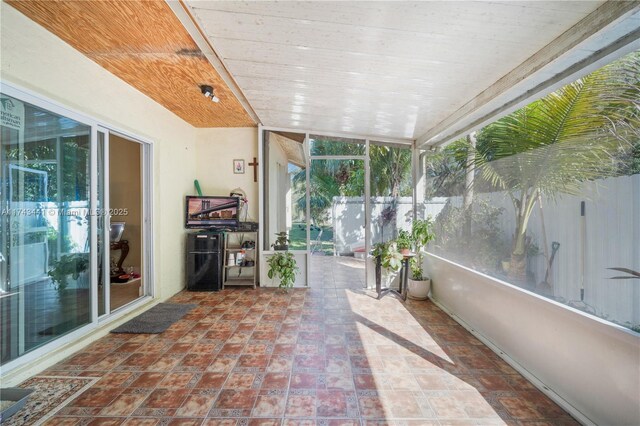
416 0 640 148
261 125 413 146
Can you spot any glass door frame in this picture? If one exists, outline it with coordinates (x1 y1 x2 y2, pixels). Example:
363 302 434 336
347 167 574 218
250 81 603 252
95 127 110 318
97 129 154 318
259 125 414 289
0 82 154 373
307 139 370 287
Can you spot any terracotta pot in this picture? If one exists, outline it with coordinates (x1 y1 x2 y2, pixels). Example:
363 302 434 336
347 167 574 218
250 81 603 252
407 278 431 300
400 248 411 255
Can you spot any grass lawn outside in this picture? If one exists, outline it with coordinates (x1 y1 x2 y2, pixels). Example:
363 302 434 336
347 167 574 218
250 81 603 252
289 222 334 254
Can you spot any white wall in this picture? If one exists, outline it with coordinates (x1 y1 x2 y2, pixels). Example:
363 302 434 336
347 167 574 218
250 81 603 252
266 137 289 247
427 253 640 426
195 128 259 221
333 196 414 254
1 3 198 382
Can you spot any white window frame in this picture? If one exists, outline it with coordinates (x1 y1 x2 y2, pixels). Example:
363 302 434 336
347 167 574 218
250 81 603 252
258 125 413 288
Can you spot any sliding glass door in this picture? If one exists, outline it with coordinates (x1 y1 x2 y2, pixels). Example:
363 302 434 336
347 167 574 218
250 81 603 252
106 134 146 311
1 93 92 364
1 87 152 369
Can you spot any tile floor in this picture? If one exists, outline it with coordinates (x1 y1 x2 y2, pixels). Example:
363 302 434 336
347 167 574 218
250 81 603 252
37 286 578 425
309 256 366 290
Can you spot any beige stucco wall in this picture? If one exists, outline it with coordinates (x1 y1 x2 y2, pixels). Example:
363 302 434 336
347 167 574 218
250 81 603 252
195 128 259 221
0 3 198 383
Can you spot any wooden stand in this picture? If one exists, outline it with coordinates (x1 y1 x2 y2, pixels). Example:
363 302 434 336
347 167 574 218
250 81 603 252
110 240 129 282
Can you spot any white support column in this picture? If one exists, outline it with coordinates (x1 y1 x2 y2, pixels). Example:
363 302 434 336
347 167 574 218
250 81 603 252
305 132 311 287
364 139 371 288
90 127 99 322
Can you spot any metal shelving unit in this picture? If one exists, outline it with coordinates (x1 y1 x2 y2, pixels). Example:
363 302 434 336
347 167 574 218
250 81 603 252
223 231 257 289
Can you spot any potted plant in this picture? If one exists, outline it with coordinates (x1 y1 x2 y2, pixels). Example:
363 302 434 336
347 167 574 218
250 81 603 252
48 253 90 293
372 241 402 291
271 232 290 251
407 218 435 300
396 229 412 255
266 251 299 291
372 242 403 271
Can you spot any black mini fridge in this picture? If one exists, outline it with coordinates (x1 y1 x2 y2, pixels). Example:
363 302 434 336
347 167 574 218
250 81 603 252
186 232 223 291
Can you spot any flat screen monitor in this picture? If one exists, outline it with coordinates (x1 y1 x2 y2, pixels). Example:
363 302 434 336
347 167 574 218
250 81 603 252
185 196 240 229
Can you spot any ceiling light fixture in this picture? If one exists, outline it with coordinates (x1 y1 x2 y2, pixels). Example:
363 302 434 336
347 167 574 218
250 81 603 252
200 85 220 103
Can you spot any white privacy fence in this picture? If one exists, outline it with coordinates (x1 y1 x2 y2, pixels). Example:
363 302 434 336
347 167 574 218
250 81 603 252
3 201 90 287
332 196 414 254
332 175 639 328
471 174 639 327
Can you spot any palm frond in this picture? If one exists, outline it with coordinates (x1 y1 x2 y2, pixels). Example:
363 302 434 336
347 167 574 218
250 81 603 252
474 51 639 199
607 267 640 280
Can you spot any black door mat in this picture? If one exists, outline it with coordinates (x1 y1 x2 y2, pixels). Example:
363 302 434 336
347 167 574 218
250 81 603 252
110 303 196 334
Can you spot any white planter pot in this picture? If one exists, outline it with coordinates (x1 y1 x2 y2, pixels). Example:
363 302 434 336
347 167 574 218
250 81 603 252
407 278 431 300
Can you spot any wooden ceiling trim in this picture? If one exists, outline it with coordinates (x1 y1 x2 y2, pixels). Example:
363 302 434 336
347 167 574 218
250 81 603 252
273 131 306 143
271 132 306 167
6 0 255 128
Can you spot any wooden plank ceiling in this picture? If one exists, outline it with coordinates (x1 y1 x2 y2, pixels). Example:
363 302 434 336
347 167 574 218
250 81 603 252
7 0 255 128
184 0 607 139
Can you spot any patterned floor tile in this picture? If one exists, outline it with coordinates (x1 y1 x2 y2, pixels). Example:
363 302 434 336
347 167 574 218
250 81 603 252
13 285 579 425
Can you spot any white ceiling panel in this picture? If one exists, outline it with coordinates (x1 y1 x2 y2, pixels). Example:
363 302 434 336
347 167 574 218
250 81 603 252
184 1 606 139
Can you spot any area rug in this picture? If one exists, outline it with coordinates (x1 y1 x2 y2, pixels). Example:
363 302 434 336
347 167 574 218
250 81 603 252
110 303 196 334
3 376 98 426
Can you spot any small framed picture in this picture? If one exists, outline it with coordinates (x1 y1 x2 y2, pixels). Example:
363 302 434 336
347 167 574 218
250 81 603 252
233 159 245 174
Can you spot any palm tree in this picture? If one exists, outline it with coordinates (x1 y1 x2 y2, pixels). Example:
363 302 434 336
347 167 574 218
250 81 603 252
292 168 338 226
369 145 412 197
292 143 413 225
292 158 364 225
475 51 640 281
423 138 469 198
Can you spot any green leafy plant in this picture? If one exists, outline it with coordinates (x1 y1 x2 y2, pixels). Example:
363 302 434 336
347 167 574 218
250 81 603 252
372 241 402 272
473 52 640 282
433 200 507 275
396 230 412 251
409 218 435 280
272 232 290 250
371 242 388 259
48 253 89 291
607 267 640 280
266 251 299 290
